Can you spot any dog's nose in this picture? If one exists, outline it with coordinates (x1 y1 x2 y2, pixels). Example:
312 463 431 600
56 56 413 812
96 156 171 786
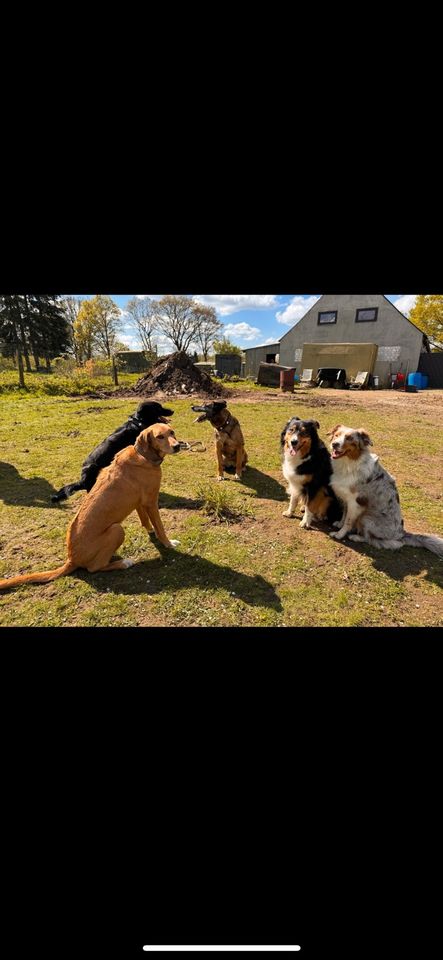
291 437 298 446
332 441 340 450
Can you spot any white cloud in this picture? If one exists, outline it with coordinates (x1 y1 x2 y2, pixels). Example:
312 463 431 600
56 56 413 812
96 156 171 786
134 294 163 301
222 322 262 343
276 295 321 326
392 295 417 317
195 295 278 316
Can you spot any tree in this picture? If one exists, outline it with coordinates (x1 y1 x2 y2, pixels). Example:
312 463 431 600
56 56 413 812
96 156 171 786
75 296 121 360
409 295 443 350
193 304 223 361
212 337 242 356
151 295 203 354
126 296 157 355
0 295 26 387
30 296 72 370
74 302 96 363
60 297 84 364
0 294 71 382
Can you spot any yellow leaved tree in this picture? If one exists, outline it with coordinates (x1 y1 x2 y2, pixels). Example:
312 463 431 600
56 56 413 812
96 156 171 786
409 295 443 350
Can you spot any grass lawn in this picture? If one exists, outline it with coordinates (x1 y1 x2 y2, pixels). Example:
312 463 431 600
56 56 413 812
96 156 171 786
0 384 442 627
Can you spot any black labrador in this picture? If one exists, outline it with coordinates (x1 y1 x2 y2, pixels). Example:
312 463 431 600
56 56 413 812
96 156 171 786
50 400 174 502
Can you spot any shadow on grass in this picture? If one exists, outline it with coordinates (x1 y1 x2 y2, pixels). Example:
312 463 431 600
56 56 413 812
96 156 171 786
238 466 286 501
337 536 443 589
0 461 65 508
159 492 201 510
76 541 283 612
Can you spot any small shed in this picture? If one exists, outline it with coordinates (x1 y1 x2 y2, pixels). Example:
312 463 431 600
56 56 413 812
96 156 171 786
214 353 242 376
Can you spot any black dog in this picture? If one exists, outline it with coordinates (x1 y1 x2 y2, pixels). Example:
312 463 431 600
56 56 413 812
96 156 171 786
280 416 342 528
50 400 174 502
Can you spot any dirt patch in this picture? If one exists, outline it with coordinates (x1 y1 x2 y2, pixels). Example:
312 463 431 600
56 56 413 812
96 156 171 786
130 352 229 398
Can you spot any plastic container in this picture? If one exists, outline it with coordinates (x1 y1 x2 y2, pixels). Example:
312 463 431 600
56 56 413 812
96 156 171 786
407 372 421 388
373 376 379 388
420 373 428 389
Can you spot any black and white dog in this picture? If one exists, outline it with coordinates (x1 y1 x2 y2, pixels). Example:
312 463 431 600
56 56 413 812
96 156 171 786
280 417 342 528
51 400 174 502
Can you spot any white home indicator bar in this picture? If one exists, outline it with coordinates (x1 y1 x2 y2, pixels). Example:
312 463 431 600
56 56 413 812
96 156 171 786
143 949 301 953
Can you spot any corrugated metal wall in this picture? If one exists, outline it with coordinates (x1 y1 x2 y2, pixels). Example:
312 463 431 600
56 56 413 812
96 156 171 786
418 353 443 388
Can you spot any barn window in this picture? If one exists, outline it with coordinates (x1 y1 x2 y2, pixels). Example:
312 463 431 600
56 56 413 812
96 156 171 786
355 307 378 322
318 310 337 325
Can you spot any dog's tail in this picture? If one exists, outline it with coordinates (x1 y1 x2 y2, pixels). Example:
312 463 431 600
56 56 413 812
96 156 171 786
51 481 86 503
402 532 443 558
0 560 76 590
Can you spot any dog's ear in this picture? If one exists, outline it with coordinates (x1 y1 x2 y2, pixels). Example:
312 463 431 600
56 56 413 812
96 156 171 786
280 422 289 447
214 401 227 411
358 429 373 447
314 420 320 430
135 426 156 458
326 424 342 438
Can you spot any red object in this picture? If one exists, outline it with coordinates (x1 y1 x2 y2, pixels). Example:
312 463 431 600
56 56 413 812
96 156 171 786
396 373 405 382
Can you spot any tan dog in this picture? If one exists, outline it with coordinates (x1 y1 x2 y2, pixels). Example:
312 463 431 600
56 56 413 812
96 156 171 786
191 400 248 480
0 424 181 590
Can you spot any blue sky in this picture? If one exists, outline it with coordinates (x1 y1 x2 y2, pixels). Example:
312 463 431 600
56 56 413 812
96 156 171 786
72 294 417 352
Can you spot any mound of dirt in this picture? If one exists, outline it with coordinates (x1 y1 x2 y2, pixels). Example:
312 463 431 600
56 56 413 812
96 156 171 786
131 351 229 398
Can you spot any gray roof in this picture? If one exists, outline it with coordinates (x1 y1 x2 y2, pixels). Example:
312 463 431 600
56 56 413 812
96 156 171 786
244 340 281 351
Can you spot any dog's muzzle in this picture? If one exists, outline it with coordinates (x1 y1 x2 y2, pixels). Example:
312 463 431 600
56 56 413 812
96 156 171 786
191 406 210 423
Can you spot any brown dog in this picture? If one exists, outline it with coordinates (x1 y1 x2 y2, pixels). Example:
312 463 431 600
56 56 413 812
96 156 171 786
0 424 182 590
191 400 248 480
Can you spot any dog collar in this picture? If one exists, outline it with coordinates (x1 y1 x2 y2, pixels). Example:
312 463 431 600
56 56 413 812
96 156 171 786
134 442 163 465
129 415 144 430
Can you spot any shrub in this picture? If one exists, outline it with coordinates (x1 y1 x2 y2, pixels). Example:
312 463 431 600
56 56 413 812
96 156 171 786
195 482 254 525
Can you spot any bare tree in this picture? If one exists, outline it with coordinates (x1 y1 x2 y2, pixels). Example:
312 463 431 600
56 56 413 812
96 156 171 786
60 296 83 364
193 304 223 360
126 296 157 356
151 295 203 354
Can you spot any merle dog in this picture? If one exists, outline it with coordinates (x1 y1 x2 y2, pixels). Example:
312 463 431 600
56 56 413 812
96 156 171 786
50 400 174 502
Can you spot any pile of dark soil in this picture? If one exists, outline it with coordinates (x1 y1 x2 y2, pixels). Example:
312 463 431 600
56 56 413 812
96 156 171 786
131 351 228 397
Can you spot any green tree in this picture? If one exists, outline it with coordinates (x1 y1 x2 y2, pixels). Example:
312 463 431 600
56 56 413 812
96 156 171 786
409 295 443 350
212 337 242 356
30 296 72 370
0 295 27 387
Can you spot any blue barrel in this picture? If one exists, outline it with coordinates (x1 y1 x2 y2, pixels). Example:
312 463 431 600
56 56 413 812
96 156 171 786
420 373 428 389
407 372 421 387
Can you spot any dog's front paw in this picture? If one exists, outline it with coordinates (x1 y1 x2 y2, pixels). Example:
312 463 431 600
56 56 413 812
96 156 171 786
330 530 346 540
282 509 294 518
169 539 181 548
332 520 343 529
300 518 311 529
121 558 135 568
216 476 225 482
234 473 241 481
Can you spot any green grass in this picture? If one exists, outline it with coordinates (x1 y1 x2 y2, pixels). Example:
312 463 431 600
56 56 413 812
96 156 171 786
0 368 140 396
0 390 442 627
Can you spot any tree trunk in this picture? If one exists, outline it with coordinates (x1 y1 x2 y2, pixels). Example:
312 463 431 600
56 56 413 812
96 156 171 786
19 320 32 371
112 358 119 385
45 353 51 372
17 349 25 388
21 296 32 370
